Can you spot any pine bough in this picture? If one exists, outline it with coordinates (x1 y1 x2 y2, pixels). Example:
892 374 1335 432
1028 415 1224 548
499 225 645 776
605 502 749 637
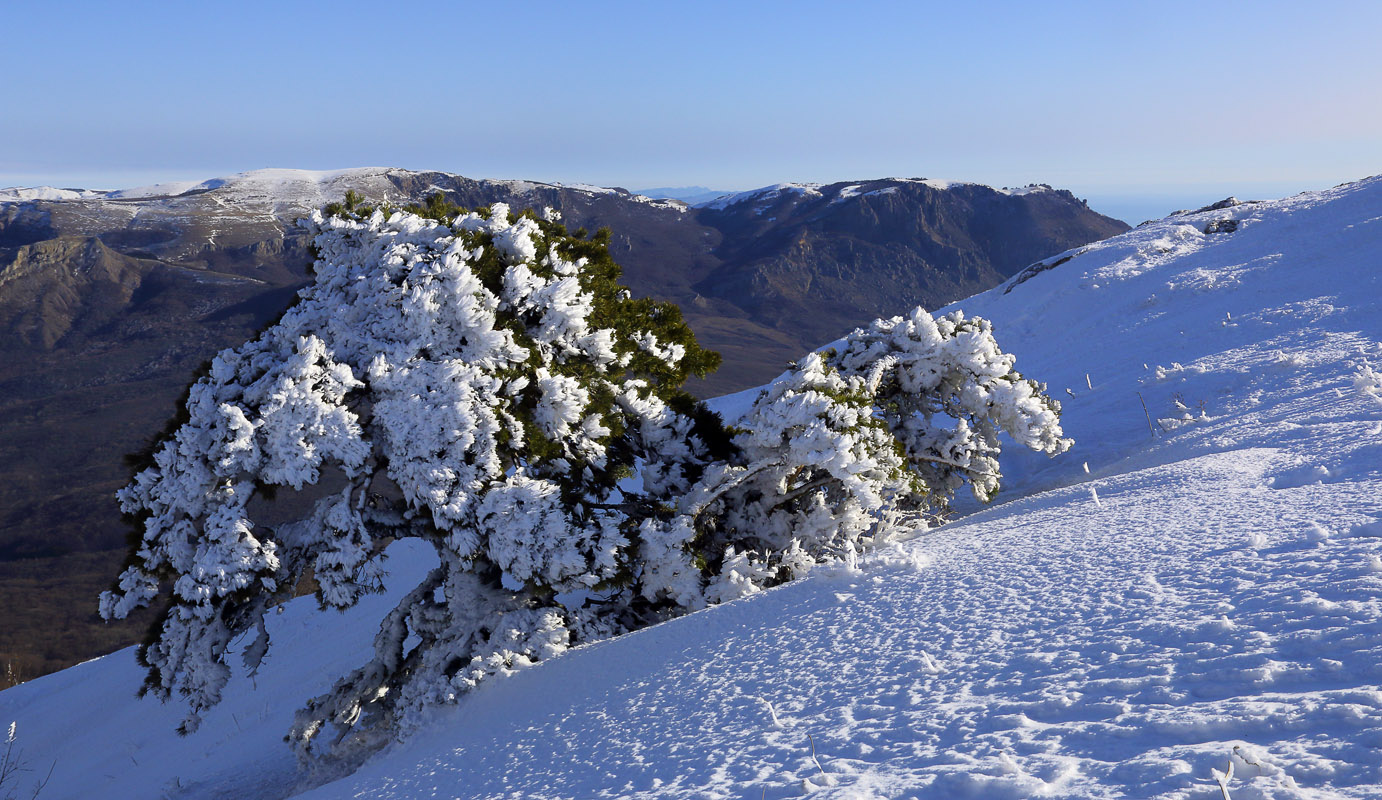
100 203 1070 764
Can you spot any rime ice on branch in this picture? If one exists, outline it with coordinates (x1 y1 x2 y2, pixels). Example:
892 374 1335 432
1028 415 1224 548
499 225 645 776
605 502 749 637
101 197 1068 763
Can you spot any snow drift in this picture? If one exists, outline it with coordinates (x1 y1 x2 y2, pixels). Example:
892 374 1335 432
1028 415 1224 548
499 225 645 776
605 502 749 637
2 176 1380 799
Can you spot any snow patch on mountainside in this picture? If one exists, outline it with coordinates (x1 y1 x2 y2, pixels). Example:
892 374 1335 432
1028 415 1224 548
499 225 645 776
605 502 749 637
700 183 825 210
834 184 901 204
2 176 1380 800
0 186 106 202
998 183 1056 196
103 180 212 199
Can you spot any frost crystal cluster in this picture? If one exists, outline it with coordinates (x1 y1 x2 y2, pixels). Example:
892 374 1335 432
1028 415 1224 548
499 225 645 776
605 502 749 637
101 196 1068 763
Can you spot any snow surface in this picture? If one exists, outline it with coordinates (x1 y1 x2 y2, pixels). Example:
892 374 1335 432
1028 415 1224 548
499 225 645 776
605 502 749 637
700 183 825 211
996 183 1055 197
0 186 106 201
834 185 901 204
102 179 213 199
2 176 1381 799
908 178 964 191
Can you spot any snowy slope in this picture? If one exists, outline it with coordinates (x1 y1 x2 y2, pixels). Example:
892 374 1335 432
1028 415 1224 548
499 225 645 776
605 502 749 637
0 186 105 202
104 168 409 204
2 177 1380 800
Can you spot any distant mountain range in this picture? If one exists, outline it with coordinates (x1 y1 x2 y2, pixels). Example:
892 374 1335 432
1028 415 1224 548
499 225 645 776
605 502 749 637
0 167 1124 676
632 186 730 205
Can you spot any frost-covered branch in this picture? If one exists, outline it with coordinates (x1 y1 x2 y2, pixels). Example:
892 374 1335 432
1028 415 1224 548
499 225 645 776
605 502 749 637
1 723 51 800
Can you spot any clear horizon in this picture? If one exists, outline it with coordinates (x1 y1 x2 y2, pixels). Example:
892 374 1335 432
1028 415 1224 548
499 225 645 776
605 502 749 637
3 1 1378 225
0 165 1351 227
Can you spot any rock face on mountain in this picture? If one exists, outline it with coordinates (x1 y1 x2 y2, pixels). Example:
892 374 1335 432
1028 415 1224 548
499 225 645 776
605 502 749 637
0 168 1124 677
694 179 1126 348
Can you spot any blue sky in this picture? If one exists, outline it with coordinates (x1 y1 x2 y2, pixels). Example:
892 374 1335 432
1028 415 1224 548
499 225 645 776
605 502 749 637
2 0 1379 223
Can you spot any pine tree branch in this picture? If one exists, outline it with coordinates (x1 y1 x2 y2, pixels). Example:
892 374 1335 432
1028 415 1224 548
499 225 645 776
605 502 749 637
770 475 836 511
912 453 991 474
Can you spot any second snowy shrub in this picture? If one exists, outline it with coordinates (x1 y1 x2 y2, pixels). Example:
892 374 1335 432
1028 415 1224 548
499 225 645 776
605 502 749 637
668 308 1071 605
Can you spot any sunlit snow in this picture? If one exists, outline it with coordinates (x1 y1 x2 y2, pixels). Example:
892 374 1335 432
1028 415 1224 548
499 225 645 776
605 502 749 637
0 186 106 201
2 176 1380 800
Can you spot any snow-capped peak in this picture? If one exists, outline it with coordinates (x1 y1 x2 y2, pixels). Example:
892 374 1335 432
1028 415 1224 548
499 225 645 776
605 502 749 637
698 182 825 210
0 186 106 202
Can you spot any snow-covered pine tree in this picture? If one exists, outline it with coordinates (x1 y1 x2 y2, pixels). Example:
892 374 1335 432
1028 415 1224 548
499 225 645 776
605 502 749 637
99 198 724 761
100 195 1069 765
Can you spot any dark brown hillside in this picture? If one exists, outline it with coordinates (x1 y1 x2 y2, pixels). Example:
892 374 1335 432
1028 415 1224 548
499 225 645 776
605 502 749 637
693 179 1128 346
